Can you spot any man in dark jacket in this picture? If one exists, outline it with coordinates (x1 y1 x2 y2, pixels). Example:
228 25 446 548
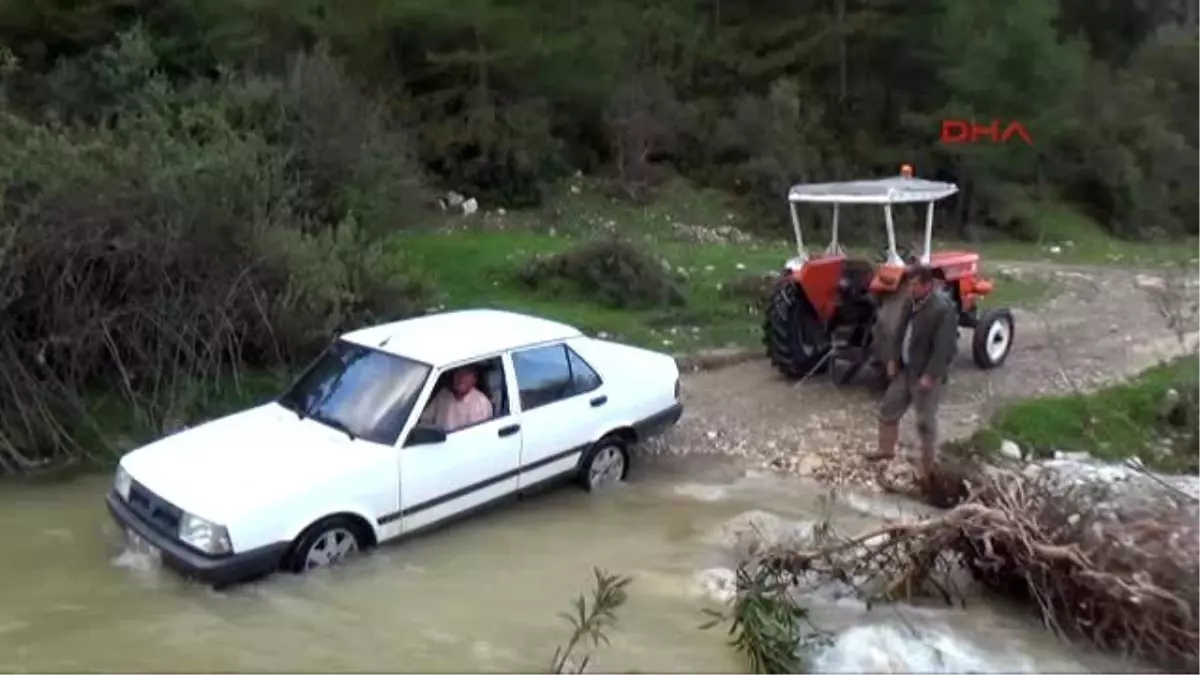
866 264 958 482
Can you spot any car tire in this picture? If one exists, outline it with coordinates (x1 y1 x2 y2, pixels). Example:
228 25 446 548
972 308 1015 369
578 437 630 492
283 515 370 574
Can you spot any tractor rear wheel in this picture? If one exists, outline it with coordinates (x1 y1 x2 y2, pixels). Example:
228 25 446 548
763 278 830 379
972 308 1015 369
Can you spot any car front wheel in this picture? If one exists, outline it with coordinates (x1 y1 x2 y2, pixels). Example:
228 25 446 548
283 516 368 574
579 437 629 491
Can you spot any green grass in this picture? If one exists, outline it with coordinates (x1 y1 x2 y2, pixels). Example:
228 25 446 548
403 177 798 350
967 355 1200 473
401 178 1099 349
446 177 1196 272
474 176 759 239
952 204 1199 269
983 272 1054 309
393 228 781 350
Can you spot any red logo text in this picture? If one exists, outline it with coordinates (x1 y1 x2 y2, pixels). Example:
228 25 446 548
940 119 1032 145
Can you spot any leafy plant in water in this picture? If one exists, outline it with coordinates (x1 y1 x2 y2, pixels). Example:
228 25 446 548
700 563 831 674
549 568 633 674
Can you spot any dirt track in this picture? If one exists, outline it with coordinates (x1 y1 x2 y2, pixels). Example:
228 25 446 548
647 262 1199 487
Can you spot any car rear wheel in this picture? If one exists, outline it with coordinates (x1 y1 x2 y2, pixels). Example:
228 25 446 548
579 438 629 492
283 516 369 573
972 308 1015 369
763 277 830 379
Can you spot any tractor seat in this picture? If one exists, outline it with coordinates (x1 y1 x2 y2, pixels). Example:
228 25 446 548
838 260 876 296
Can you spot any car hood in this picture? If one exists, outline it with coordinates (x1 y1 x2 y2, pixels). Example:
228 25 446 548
118 403 356 523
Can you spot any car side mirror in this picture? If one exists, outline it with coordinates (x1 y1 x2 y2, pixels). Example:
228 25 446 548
404 425 447 447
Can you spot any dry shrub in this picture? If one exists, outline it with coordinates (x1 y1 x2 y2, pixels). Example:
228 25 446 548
0 31 433 472
756 462 1200 672
517 237 685 309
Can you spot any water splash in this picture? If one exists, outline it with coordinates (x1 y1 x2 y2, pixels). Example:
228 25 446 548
672 483 729 502
110 540 163 573
809 622 1038 674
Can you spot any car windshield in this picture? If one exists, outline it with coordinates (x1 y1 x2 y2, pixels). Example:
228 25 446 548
277 339 431 446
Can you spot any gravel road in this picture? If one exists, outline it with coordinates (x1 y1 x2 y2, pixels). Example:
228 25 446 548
645 262 1199 488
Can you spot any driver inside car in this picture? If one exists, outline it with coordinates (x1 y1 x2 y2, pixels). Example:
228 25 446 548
418 366 494 433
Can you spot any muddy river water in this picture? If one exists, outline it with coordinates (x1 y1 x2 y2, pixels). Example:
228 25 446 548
0 457 1154 673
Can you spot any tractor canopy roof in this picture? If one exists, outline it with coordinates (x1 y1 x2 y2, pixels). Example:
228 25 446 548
788 176 958 205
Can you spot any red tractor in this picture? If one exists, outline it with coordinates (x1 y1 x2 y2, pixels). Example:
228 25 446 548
762 167 1015 383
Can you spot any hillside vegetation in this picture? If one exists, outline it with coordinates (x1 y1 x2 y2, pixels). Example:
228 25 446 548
0 0 1194 472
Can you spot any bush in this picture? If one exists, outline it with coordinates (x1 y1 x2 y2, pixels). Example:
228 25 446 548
0 30 433 473
517 237 685 310
217 45 431 236
719 273 777 308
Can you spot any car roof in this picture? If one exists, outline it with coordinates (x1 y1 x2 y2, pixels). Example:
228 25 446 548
339 309 583 366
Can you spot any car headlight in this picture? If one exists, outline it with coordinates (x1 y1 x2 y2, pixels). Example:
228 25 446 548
113 466 133 501
179 513 233 555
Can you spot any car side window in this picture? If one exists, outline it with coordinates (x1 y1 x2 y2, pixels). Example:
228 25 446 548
566 347 602 394
512 344 604 411
512 345 573 412
415 355 509 435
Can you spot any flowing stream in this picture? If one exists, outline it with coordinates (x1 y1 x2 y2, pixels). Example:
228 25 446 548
0 457 1155 673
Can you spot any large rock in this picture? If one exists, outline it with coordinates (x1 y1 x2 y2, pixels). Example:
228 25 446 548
1021 456 1200 505
1159 387 1189 427
998 439 1022 461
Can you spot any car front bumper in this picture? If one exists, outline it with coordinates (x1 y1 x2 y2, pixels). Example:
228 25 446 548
106 490 289 588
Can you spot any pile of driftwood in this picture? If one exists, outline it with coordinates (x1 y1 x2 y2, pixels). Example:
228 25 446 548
760 458 1200 672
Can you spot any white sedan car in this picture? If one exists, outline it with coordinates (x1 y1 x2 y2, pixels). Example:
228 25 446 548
106 309 683 587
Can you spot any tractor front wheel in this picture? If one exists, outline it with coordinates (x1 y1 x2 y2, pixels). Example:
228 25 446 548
972 308 1015 369
763 278 830 379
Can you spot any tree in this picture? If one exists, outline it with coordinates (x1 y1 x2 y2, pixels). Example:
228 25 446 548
925 0 1087 236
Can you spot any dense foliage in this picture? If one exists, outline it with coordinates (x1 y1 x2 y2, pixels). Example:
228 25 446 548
0 0 1192 470
1 0 1195 234
0 32 433 470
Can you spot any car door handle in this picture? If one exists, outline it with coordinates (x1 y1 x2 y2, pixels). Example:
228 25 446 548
590 395 608 407
498 424 520 437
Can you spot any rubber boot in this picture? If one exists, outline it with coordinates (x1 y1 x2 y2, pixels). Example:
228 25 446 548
864 421 899 461
917 437 937 493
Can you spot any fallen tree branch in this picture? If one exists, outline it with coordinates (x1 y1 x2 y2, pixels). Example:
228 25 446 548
752 464 1199 672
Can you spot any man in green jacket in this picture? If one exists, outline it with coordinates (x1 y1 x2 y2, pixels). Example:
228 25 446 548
866 264 959 484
